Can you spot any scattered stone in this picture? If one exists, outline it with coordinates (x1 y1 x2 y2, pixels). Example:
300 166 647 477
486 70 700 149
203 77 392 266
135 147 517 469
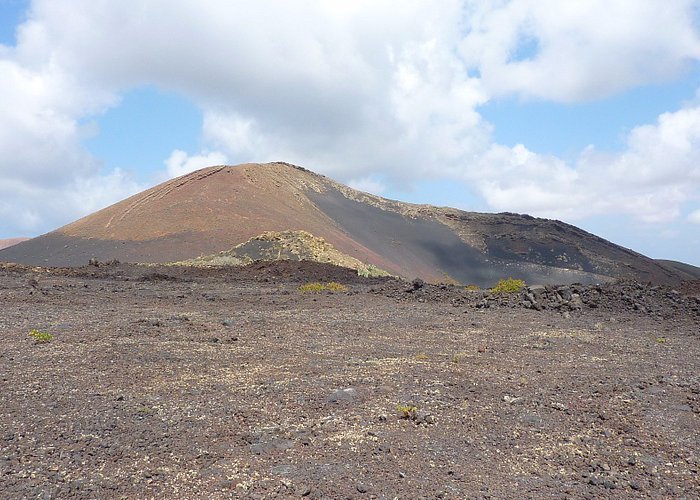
326 388 358 403
295 484 311 496
407 278 424 292
557 286 573 301
249 428 296 455
415 411 436 425
270 464 297 476
570 294 584 309
521 413 543 426
603 480 617 489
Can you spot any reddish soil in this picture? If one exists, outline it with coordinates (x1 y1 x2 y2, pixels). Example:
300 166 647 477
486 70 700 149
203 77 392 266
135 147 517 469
1 261 698 498
0 238 28 251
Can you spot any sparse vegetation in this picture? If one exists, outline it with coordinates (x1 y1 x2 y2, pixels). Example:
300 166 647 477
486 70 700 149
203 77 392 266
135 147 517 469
28 329 53 343
136 405 155 415
298 282 326 293
298 282 348 293
357 264 391 278
414 353 430 360
491 277 526 294
451 352 469 364
396 403 418 420
88 258 121 267
325 282 349 292
464 284 480 291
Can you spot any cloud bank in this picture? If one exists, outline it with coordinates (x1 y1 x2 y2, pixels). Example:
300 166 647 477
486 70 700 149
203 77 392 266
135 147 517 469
1 0 699 250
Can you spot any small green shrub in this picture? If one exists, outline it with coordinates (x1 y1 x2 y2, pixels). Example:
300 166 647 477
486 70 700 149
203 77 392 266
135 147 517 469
491 277 526 294
29 329 53 343
396 403 418 420
464 284 480 292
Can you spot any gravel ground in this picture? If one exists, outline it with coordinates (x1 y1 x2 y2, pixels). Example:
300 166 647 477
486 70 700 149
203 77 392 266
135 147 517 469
1 262 698 498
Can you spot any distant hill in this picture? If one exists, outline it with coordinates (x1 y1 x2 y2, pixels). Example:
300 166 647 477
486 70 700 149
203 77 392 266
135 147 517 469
655 260 700 281
0 237 29 251
0 162 690 286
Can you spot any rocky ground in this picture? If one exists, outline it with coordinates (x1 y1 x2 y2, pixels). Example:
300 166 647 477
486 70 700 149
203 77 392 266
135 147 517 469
0 261 698 498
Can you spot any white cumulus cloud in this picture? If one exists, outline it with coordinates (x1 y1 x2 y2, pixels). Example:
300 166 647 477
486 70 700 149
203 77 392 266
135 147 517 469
459 0 700 102
348 176 386 196
164 149 228 179
0 52 135 235
469 103 700 223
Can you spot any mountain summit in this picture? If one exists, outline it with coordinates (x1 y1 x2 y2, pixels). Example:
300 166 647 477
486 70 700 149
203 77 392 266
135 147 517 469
0 162 691 285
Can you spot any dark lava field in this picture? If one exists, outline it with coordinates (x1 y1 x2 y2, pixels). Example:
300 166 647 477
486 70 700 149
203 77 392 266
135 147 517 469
1 261 699 498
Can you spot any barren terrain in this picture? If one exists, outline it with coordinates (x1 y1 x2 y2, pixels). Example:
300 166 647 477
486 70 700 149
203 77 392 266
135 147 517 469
1 261 699 498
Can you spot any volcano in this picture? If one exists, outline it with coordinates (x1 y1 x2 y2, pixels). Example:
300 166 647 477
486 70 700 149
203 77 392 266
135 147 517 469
0 162 692 285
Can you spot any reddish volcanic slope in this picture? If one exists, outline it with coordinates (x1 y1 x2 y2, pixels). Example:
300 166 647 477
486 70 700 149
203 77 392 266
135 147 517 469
0 162 690 285
0 238 29 251
0 164 392 273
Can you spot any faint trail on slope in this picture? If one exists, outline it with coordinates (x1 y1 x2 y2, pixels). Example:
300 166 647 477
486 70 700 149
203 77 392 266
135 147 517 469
106 167 227 229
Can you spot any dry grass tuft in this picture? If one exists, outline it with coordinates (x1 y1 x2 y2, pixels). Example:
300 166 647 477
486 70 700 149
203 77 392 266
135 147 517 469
298 282 348 293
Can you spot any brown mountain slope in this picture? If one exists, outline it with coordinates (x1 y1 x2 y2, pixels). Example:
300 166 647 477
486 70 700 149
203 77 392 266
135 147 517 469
0 238 28 251
655 259 700 281
0 162 687 285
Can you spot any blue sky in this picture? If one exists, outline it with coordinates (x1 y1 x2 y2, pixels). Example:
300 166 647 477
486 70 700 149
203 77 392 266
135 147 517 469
1 1 700 266
0 0 25 45
84 87 203 181
481 79 700 157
